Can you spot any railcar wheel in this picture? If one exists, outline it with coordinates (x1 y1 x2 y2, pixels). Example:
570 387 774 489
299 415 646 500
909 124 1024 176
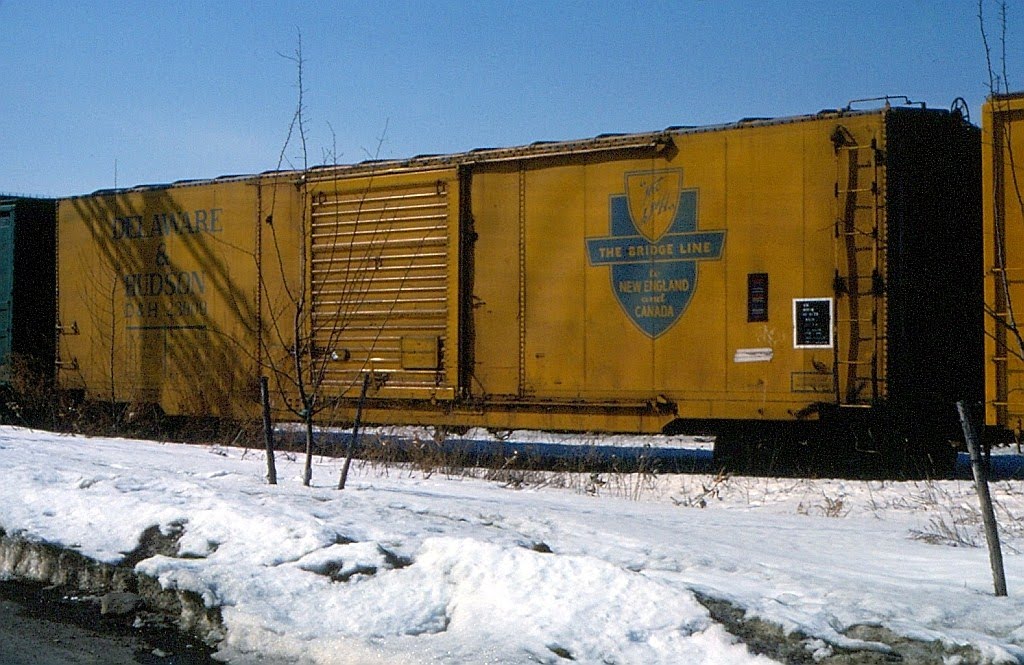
711 427 746 474
713 422 809 476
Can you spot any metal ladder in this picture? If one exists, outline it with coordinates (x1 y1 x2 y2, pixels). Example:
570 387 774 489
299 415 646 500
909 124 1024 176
831 127 886 406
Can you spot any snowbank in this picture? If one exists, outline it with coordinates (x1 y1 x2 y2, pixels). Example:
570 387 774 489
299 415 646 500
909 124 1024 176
1 427 1023 664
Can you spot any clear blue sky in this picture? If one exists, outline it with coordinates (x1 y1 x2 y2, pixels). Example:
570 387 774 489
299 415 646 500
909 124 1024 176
1 0 1018 197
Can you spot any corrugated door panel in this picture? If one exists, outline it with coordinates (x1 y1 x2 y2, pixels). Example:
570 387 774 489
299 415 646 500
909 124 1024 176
309 172 458 400
0 204 14 383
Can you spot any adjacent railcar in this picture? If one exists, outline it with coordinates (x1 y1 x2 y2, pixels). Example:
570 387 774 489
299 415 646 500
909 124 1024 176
0 197 55 384
984 92 1024 442
56 101 982 472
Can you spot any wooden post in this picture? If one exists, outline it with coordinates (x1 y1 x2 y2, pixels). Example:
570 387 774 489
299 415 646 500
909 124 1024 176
338 373 371 490
957 401 1007 596
260 376 278 485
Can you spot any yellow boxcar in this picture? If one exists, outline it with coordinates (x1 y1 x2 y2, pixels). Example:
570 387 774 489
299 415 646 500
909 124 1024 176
57 102 981 471
983 93 1024 438
320 107 981 446
57 175 302 418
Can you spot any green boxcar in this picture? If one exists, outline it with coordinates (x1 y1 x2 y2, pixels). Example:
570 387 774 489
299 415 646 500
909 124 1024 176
0 198 56 384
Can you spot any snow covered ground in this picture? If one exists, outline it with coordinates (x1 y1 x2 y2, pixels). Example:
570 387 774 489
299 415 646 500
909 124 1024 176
1 425 1024 664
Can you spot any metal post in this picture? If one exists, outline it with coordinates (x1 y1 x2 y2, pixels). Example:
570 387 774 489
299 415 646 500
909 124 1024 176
260 376 277 485
957 401 1007 596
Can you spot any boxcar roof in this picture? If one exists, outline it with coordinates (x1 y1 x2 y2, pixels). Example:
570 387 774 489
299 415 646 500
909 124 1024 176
75 101 954 198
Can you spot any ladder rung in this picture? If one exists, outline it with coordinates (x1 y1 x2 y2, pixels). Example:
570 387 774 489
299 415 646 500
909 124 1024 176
837 152 876 165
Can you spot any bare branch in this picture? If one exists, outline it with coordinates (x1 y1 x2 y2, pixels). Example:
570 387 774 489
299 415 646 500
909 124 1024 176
980 0 999 94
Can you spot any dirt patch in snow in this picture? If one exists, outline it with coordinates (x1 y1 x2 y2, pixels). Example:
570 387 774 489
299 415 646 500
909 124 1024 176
695 592 982 664
0 528 223 658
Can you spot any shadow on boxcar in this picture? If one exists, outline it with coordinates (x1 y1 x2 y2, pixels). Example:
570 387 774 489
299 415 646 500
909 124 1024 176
63 189 262 419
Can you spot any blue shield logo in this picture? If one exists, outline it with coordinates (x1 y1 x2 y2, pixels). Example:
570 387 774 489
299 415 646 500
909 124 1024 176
586 169 726 337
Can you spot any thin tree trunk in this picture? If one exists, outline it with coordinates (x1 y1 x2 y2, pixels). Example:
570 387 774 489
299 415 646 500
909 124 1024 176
260 376 278 485
303 412 314 487
338 373 371 490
